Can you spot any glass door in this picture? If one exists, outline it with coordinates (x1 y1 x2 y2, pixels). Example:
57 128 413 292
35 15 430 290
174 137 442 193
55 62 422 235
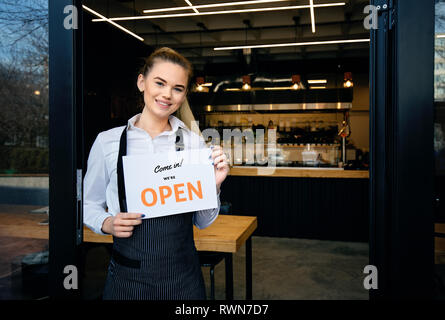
48 0 83 299
434 0 445 298
369 0 436 299
0 0 50 299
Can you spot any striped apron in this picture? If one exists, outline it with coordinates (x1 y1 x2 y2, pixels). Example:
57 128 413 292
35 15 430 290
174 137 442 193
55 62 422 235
102 127 206 300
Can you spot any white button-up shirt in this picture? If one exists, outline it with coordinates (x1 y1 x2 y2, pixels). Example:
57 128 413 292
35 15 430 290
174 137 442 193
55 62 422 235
83 113 220 235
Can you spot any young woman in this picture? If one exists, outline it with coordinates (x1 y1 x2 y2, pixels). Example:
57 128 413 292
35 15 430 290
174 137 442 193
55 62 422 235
83 47 229 300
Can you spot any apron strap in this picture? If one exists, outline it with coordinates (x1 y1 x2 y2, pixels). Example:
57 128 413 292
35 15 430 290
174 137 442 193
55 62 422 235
117 127 128 213
117 126 184 213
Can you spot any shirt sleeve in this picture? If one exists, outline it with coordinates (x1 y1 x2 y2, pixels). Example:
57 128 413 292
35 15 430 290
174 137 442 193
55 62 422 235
193 133 221 229
83 133 113 235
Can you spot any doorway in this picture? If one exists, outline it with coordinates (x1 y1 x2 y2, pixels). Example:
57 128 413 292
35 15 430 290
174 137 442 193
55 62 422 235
44 0 440 300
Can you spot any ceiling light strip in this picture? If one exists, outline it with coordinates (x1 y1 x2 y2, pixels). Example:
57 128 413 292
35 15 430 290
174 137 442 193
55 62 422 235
92 3 346 22
82 5 144 41
309 0 316 33
264 87 293 90
143 0 293 13
214 38 370 50
308 79 327 84
184 0 199 14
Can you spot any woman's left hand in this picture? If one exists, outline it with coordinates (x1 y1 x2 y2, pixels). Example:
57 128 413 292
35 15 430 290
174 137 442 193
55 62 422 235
211 145 230 193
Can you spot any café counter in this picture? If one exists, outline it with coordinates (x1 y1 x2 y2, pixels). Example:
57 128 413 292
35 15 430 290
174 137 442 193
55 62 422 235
229 166 369 179
221 166 370 242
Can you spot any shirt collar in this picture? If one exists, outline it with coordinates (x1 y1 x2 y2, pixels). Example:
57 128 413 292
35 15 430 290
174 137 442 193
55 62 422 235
127 114 140 130
127 113 189 135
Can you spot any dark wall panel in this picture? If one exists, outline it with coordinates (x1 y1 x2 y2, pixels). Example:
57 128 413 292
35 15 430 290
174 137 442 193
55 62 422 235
221 176 369 242
83 12 151 168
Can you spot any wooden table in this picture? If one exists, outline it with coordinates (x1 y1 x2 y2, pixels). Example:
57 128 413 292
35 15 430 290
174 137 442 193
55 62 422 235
193 215 257 300
84 214 257 300
0 211 257 300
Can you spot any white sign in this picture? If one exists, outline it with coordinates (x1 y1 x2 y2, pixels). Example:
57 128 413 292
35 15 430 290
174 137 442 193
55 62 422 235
122 148 218 219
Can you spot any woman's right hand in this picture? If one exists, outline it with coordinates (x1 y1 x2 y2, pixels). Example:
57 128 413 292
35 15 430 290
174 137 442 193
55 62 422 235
101 212 144 238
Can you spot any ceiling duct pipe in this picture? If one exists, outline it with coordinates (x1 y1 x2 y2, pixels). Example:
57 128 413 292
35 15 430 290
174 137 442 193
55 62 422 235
213 77 243 92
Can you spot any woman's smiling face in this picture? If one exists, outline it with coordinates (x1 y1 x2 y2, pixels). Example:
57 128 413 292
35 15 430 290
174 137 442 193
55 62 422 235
137 60 188 120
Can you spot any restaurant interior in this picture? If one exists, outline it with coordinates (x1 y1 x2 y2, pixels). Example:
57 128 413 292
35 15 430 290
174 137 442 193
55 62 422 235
82 0 370 242
79 0 371 299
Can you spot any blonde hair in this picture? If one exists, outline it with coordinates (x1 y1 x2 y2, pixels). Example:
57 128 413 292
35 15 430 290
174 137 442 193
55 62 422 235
176 99 202 136
139 47 193 90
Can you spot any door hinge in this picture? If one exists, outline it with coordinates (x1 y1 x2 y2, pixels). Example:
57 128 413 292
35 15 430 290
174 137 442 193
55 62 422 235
76 169 83 245
76 169 82 201
375 0 395 30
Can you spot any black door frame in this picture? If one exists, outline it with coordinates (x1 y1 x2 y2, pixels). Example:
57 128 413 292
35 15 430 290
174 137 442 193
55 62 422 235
49 0 83 299
369 0 435 299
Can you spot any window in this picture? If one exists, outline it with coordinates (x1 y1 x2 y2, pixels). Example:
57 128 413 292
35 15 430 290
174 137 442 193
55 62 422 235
0 0 49 299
